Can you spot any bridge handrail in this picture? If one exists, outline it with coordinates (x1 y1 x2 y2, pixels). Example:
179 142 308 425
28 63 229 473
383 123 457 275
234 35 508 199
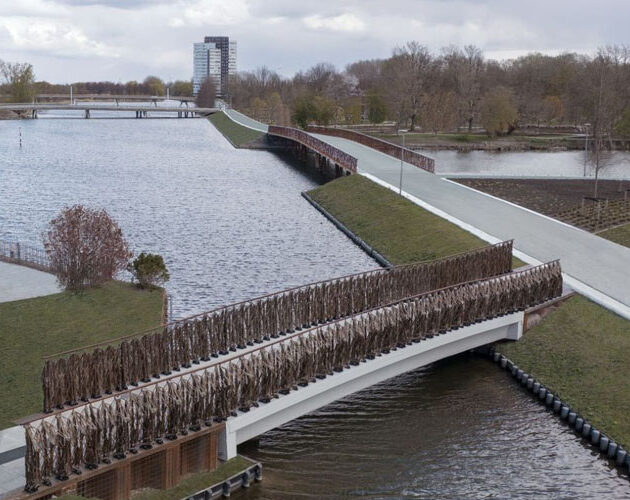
29 259 559 423
268 125 358 173
305 125 435 173
39 242 514 412
24 260 562 489
0 239 50 272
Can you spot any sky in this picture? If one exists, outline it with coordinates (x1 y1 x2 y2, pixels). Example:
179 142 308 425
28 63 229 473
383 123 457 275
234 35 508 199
0 0 628 83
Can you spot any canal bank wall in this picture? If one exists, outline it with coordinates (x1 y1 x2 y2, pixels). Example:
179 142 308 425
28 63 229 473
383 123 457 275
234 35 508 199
483 346 630 478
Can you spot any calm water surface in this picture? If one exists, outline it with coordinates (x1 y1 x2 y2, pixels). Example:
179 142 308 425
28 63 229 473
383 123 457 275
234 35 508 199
1 111 628 498
0 109 375 317
429 149 630 178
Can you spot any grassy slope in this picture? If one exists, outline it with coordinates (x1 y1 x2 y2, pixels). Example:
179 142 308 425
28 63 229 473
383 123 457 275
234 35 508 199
0 281 164 429
59 456 253 500
208 111 263 147
499 295 630 447
308 174 523 267
599 222 630 249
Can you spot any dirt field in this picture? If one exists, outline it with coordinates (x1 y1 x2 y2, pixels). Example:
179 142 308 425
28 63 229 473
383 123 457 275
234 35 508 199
454 178 630 216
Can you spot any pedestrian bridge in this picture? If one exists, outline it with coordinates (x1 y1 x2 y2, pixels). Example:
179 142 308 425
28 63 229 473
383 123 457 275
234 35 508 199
0 103 217 119
17 242 562 498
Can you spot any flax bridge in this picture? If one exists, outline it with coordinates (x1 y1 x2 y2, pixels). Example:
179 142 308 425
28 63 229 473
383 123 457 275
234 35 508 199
12 241 564 500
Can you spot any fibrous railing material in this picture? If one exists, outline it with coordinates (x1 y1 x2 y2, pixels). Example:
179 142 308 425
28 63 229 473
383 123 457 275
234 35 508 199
305 125 435 173
25 260 561 491
268 125 358 172
41 242 514 412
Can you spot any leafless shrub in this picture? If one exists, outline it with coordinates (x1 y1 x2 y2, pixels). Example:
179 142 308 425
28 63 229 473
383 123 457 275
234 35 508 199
43 205 132 291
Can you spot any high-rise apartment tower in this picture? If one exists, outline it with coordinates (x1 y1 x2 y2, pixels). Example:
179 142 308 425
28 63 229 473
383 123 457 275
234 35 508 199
193 36 237 97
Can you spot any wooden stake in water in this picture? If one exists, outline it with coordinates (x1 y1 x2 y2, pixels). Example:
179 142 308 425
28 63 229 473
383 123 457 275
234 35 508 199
19 127 22 148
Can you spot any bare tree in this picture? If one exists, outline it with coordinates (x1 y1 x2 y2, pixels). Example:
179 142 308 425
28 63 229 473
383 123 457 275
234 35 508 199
43 205 132 291
195 78 217 108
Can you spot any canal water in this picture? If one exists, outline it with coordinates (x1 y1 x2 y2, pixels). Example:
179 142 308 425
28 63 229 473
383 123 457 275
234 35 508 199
429 149 630 178
1 110 628 497
0 108 376 317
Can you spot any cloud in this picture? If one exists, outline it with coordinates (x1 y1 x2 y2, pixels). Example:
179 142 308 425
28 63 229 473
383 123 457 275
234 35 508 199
0 18 118 58
303 13 366 33
169 0 249 27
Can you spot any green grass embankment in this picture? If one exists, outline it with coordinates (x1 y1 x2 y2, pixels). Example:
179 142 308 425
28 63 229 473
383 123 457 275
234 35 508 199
208 111 264 147
599 222 630 249
499 295 630 447
307 174 523 267
0 281 164 429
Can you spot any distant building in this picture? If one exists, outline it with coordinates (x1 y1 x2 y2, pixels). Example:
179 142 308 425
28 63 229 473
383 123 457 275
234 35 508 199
193 36 237 97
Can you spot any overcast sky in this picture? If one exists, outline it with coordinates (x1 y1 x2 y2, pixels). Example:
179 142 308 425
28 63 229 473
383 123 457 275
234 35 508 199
0 0 628 83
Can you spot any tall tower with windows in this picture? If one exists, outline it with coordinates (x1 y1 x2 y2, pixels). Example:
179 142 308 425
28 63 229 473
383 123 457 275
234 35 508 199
193 36 237 97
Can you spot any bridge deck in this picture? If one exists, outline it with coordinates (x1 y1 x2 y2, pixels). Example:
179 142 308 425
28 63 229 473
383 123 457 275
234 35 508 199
0 104 216 114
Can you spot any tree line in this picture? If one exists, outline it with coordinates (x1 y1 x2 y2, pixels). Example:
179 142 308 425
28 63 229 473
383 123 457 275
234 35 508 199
0 61 194 102
229 43 630 140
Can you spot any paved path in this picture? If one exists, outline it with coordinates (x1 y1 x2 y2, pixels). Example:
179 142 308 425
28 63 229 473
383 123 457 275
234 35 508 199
0 262 61 303
225 112 630 317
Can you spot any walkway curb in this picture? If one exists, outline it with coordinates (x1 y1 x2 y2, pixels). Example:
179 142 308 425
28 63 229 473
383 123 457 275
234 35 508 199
301 192 392 268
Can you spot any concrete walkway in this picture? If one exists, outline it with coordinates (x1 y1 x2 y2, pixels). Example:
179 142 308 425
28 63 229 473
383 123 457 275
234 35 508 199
224 112 630 318
0 262 61 303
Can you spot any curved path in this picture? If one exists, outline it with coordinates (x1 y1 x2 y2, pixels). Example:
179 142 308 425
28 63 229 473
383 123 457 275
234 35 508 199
0 262 60 303
226 111 630 318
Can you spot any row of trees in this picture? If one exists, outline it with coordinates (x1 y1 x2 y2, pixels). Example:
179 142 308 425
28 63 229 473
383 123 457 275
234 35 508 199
228 43 630 139
0 62 194 101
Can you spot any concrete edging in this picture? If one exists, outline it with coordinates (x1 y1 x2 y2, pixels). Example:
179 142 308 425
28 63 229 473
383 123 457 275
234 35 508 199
183 456 262 499
487 347 630 477
301 191 392 268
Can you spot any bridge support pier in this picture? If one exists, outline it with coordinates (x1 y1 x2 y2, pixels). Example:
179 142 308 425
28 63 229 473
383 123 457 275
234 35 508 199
31 109 38 119
84 109 90 119
218 426 238 461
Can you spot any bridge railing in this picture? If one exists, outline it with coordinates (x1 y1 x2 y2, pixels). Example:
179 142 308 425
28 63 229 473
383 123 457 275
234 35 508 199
39 242 514 412
305 125 435 173
0 239 50 272
268 125 358 173
24 260 562 491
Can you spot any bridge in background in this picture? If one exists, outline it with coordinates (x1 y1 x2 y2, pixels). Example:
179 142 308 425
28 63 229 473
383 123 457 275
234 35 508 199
0 103 217 119
33 94 195 105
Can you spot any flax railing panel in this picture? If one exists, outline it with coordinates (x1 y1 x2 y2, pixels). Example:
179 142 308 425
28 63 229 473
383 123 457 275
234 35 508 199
25 260 561 491
41 241 514 412
268 125 358 173
305 125 435 173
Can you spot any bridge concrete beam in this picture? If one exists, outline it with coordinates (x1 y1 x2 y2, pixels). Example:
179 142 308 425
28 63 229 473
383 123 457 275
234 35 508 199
218 312 523 460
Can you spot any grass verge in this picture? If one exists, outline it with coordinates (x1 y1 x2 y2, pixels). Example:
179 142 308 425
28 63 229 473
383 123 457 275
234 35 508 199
599 222 630 249
498 295 630 448
0 281 164 429
308 174 523 267
208 111 264 147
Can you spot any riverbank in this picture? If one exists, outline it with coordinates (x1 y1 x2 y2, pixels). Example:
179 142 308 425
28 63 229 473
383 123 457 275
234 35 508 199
207 111 264 148
498 295 630 450
373 131 629 152
0 281 164 429
307 174 523 266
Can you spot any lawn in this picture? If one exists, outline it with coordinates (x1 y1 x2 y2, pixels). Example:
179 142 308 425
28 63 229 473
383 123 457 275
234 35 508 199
498 295 630 448
599 222 630 249
0 281 164 429
308 174 523 267
208 111 264 147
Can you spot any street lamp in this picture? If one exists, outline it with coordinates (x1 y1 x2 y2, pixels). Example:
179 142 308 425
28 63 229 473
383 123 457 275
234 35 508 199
584 123 591 177
399 131 406 195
